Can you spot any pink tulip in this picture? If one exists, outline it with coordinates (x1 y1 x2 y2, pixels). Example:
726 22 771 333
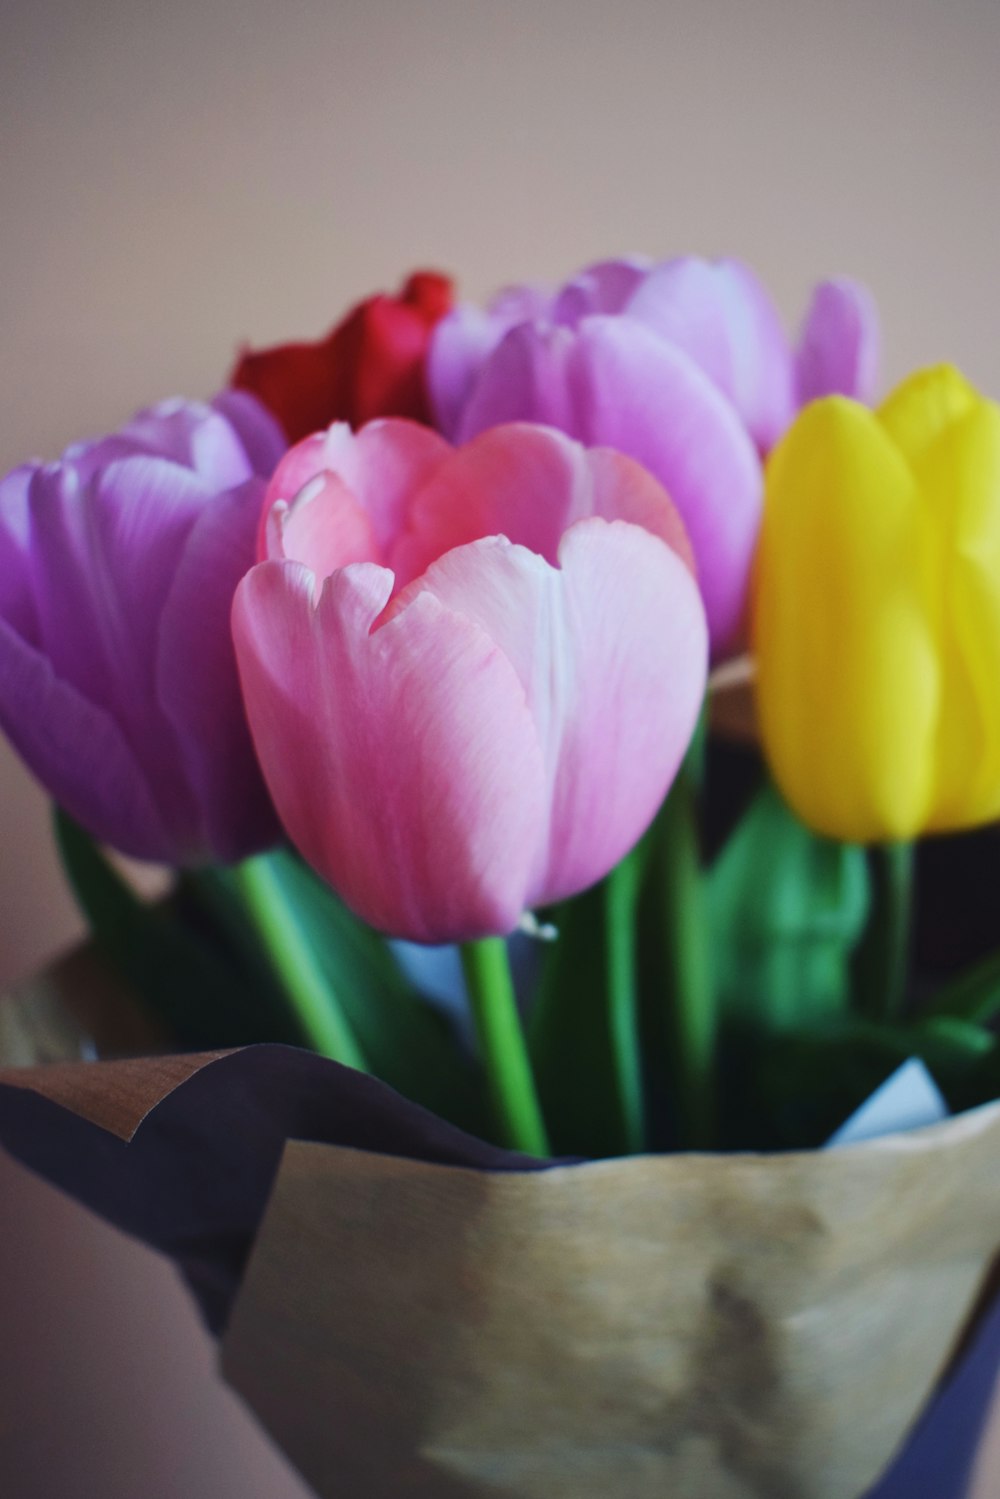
233 419 708 943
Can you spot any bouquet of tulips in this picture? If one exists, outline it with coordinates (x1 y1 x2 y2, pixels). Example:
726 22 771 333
3 255 1000 1499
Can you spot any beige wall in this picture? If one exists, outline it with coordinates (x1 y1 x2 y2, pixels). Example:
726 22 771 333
2 0 1000 984
3 4 1000 1496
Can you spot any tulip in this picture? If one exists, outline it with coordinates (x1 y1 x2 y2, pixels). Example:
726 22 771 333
0 393 285 864
427 256 879 657
752 364 1000 843
230 271 453 444
233 419 708 944
796 278 880 406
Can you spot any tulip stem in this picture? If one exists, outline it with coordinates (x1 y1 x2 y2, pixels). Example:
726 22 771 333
604 850 646 1154
233 854 368 1070
657 761 716 1150
461 938 550 1157
856 841 915 1023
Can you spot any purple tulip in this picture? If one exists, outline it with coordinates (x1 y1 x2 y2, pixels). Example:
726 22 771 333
0 392 286 864
796 277 881 406
428 256 880 656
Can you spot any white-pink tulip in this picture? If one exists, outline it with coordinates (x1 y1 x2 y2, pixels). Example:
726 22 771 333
233 419 708 943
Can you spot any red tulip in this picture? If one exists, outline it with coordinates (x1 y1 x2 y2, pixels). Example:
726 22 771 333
230 272 453 444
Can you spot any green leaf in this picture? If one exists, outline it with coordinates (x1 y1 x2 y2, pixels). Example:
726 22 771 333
745 1014 997 1150
54 809 297 1049
206 850 487 1135
56 815 486 1133
920 948 1000 1027
708 781 870 1036
529 862 646 1159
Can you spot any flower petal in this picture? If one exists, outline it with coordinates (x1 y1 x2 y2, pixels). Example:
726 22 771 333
753 398 939 841
119 400 260 490
263 419 452 564
25 456 211 841
623 257 795 452
275 474 379 575
487 283 553 323
156 478 281 863
877 363 979 465
210 390 287 478
388 423 695 590
896 397 1000 831
26 457 206 716
233 561 548 942
0 466 39 642
230 273 453 444
0 614 172 859
552 256 653 323
796 278 880 406
397 519 708 904
426 306 512 441
456 317 761 654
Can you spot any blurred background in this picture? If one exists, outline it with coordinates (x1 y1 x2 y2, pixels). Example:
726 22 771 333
2 0 999 1493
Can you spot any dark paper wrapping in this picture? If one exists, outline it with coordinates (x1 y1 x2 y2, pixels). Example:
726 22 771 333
2 1032 1000 1499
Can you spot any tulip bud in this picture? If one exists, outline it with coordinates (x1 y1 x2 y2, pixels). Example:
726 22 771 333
752 365 1000 842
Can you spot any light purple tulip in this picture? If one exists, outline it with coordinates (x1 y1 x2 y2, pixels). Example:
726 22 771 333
623 258 795 452
443 313 762 654
796 278 881 406
0 393 286 864
428 255 880 656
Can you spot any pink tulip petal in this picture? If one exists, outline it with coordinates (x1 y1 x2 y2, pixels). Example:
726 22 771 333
266 430 336 510
233 560 548 942
263 419 451 562
796 277 880 405
0 614 172 859
396 519 708 904
456 317 761 655
276 473 379 574
623 257 795 452
157 479 280 863
389 423 694 590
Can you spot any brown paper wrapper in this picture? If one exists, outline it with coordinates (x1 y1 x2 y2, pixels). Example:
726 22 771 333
220 1110 1000 1499
3 979 1000 1498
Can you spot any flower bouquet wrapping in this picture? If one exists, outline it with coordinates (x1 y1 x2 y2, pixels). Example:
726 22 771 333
2 257 1000 1497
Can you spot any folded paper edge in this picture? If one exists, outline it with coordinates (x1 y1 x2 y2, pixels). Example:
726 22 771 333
0 1048 235 1140
3 1044 1000 1157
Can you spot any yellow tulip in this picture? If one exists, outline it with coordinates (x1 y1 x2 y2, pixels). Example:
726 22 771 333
752 364 1000 842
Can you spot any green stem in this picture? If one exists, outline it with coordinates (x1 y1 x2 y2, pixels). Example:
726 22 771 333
657 763 716 1149
604 852 645 1154
233 854 367 1069
856 841 915 1023
461 937 550 1156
